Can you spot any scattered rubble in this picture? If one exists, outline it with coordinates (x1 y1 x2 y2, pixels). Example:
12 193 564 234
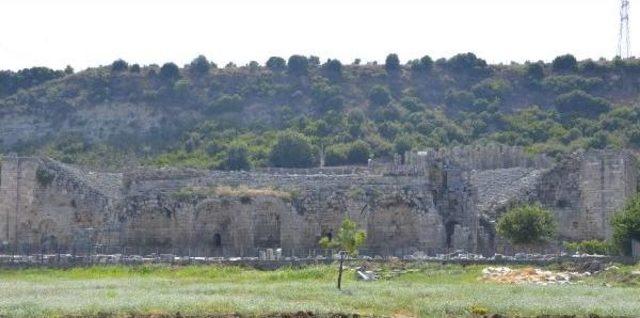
481 266 591 285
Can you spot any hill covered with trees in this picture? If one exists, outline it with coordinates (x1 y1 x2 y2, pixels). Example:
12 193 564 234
2 53 640 169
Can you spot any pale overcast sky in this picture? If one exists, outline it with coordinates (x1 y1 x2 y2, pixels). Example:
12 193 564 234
0 0 633 71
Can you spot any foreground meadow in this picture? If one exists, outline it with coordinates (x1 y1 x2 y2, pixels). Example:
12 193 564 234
0 263 639 317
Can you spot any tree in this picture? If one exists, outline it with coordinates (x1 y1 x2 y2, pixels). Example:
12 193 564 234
220 143 251 171
111 59 129 72
287 55 309 76
319 218 366 289
368 85 391 107
524 62 544 82
496 204 556 248
64 65 74 75
266 56 286 72
552 54 578 73
130 64 141 73
346 140 371 164
612 194 640 255
189 55 211 76
385 53 400 73
160 62 180 81
409 55 433 74
322 59 343 80
269 131 316 168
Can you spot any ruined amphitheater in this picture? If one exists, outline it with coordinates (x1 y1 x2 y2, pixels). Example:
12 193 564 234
0 146 636 257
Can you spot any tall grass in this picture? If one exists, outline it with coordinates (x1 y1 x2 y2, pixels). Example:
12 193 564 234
0 264 638 317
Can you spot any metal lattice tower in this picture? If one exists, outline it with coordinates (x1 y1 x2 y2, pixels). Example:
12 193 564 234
619 0 631 59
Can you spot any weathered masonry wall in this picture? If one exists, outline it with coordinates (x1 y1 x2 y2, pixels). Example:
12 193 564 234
0 147 636 256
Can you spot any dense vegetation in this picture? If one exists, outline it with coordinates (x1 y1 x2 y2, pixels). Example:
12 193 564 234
2 53 640 169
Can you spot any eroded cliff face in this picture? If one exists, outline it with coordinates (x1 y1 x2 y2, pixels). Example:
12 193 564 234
0 147 636 256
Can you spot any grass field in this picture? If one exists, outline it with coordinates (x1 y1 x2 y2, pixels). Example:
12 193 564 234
0 262 639 317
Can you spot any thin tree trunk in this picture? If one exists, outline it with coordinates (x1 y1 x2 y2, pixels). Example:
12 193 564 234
337 252 344 290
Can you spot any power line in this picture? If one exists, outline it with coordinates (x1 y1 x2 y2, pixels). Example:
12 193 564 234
619 0 631 59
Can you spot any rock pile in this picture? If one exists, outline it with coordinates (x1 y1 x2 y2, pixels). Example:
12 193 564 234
481 267 590 285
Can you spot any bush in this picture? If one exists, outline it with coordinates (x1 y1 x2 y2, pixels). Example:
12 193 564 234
324 145 348 166
612 194 640 255
385 54 400 73
111 59 128 72
346 140 371 164
269 131 316 168
287 55 309 76
497 204 556 246
36 167 55 186
266 56 286 72
368 85 391 107
220 143 251 171
445 52 490 78
524 62 544 82
160 62 180 81
563 240 613 255
444 89 475 109
552 54 578 73
130 64 141 73
554 90 611 118
209 94 244 114
471 79 512 101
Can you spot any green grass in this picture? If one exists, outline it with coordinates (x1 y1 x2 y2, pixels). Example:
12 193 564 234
0 263 639 317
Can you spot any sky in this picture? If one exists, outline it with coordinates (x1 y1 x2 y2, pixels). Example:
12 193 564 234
0 0 634 71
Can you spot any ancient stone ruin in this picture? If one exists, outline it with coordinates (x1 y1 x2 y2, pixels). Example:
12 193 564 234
0 146 636 257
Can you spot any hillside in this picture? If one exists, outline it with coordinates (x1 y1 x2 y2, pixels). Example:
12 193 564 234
1 53 640 169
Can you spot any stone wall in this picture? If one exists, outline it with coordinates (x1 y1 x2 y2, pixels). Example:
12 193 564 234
0 147 636 256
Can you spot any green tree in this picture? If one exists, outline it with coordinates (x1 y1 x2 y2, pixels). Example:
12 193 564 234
266 56 286 72
525 62 544 82
319 218 367 289
111 59 128 72
346 140 371 164
322 59 343 80
554 90 611 118
287 55 309 76
612 194 640 255
552 54 578 73
368 85 391 107
189 55 211 76
160 62 180 81
220 143 251 171
409 55 433 74
497 204 556 247
269 131 316 168
385 53 400 73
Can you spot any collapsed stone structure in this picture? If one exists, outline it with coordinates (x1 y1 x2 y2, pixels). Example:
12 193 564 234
0 146 636 257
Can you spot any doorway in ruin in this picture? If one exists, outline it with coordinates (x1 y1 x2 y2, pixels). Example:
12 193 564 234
445 220 459 248
213 233 222 248
254 211 281 248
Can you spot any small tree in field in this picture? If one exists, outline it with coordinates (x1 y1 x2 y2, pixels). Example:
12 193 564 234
319 218 366 290
497 204 556 250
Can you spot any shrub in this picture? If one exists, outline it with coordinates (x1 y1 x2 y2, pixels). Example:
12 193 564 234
563 240 613 255
209 94 244 114
287 55 309 76
324 145 347 166
220 142 251 171
524 62 544 82
612 194 640 255
130 64 141 73
36 167 55 186
445 89 475 109
368 85 391 107
552 54 578 73
269 131 316 168
346 140 371 164
497 204 556 246
554 90 611 118
445 52 490 78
